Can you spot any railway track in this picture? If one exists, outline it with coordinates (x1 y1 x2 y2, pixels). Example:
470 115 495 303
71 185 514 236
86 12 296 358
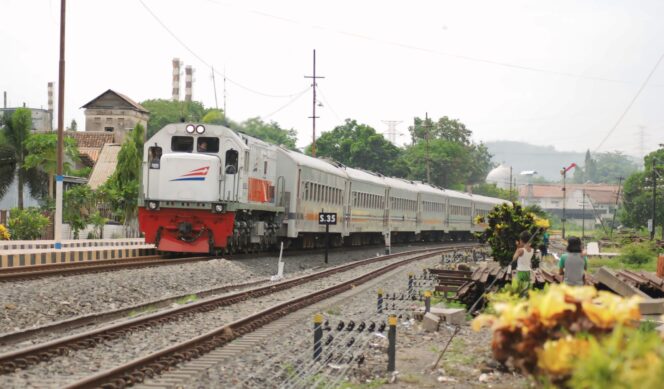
0 255 212 282
0 244 478 388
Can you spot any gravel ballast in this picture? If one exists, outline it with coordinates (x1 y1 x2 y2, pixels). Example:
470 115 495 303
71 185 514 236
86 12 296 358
0 249 447 388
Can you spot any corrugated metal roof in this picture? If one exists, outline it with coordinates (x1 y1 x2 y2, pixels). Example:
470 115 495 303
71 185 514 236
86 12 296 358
88 144 121 189
81 89 149 114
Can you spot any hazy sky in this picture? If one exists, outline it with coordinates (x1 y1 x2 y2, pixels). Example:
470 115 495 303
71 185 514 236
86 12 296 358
2 0 664 157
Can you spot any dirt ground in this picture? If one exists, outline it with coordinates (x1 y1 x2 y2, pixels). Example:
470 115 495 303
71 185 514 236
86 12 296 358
389 320 530 389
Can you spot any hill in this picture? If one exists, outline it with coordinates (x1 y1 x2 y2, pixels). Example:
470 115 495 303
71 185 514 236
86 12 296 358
484 141 585 181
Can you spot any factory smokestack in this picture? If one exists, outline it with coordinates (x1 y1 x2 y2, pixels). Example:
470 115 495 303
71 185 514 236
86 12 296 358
48 82 54 131
185 65 193 102
3 91 6 109
172 58 181 101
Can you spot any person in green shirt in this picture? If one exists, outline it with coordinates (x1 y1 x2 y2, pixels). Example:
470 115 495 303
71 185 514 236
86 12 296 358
558 236 587 286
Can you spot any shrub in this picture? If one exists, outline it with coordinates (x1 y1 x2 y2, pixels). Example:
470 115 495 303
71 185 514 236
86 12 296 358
475 202 543 267
619 242 656 265
8 207 49 240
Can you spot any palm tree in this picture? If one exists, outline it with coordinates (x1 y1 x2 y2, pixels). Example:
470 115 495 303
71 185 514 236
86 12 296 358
1 109 31 209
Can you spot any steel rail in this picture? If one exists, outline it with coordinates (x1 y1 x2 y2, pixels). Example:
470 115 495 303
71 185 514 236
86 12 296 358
65 246 477 389
0 245 469 376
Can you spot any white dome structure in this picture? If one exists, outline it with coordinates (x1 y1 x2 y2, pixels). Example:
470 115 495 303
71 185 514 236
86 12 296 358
486 164 512 189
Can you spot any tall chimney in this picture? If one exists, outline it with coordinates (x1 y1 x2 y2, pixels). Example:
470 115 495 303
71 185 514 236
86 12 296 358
3 91 6 109
172 58 181 101
48 82 54 131
185 65 193 102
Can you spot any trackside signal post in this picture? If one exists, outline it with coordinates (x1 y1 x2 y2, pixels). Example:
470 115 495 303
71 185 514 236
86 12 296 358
319 211 337 264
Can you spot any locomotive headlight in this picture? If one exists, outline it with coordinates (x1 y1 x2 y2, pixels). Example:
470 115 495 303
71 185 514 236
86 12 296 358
147 201 159 210
212 203 224 213
185 124 195 134
195 124 205 134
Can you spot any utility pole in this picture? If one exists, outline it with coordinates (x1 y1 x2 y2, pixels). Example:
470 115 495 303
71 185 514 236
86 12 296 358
582 189 585 239
562 167 567 240
305 50 324 157
609 176 623 238
424 113 432 184
54 0 66 249
211 66 219 110
652 158 657 241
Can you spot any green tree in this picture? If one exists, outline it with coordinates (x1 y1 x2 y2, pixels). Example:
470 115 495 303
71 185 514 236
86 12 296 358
201 109 225 125
408 116 472 145
472 183 511 200
23 133 80 199
140 99 207 138
310 119 409 177
100 124 144 230
63 184 94 239
7 207 49 240
405 115 492 187
239 117 298 150
476 202 540 267
403 139 469 187
620 148 664 231
584 150 598 183
594 151 639 184
1 108 32 209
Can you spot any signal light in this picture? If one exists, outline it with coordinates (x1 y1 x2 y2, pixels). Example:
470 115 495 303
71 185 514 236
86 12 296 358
195 125 205 134
185 124 195 134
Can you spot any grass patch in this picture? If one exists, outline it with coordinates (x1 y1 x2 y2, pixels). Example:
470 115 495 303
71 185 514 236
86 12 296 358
639 320 659 333
399 373 421 384
175 294 199 305
326 306 341 315
128 305 157 318
588 255 657 273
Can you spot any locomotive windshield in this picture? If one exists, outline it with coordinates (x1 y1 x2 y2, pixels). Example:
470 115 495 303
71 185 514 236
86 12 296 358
197 137 219 153
171 136 194 152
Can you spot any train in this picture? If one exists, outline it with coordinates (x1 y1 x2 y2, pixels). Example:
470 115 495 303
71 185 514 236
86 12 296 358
137 123 509 254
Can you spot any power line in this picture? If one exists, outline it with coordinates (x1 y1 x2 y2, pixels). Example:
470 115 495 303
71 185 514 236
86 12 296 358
260 88 309 120
138 0 303 99
202 0 645 85
315 86 341 123
594 50 664 152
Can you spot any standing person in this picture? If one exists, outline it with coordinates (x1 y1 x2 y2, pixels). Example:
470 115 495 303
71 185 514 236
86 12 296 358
513 231 534 291
541 228 550 257
558 236 587 286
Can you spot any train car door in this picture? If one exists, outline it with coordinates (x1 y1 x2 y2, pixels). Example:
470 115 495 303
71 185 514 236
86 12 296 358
220 137 244 202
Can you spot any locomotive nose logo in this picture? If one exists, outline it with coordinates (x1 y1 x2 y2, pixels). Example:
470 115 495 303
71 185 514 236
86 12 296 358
171 166 210 182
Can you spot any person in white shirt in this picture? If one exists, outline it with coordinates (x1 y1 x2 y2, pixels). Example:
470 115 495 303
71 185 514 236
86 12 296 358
512 231 534 290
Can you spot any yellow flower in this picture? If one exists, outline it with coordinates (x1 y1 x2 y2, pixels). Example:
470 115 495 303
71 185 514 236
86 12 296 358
559 284 597 302
537 337 590 375
528 285 576 327
0 224 10 240
471 314 495 331
582 292 642 329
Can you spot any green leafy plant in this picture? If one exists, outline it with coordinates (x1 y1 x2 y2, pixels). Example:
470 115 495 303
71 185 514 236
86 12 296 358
63 184 94 239
8 207 49 240
619 242 657 266
568 326 664 389
476 202 541 267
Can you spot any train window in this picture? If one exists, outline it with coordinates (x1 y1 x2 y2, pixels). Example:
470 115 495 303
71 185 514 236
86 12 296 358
197 137 219 153
304 182 309 201
264 161 268 175
225 149 239 174
148 146 162 169
171 136 193 152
